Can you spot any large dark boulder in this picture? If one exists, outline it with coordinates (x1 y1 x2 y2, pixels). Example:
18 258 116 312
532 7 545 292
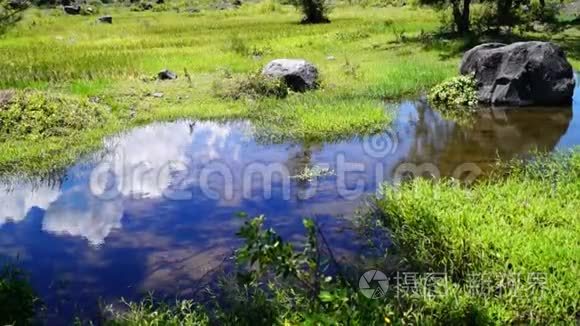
460 42 575 106
262 59 319 92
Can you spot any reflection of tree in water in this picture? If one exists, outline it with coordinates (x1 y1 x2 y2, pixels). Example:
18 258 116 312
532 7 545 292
284 142 323 199
407 101 457 164
395 101 572 178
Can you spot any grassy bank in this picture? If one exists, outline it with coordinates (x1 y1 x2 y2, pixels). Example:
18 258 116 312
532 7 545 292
0 5 456 175
0 4 578 176
374 149 580 323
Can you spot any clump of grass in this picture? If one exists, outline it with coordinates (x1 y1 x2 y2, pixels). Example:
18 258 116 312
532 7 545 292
0 89 111 141
373 149 580 323
213 73 289 100
250 94 392 143
105 297 210 326
427 75 478 121
225 34 250 56
0 263 37 326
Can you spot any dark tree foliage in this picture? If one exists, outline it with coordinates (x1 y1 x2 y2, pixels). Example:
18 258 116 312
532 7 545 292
290 0 330 24
422 0 558 35
0 0 27 34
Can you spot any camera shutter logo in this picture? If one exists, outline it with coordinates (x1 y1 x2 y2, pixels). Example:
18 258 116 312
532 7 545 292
359 270 389 299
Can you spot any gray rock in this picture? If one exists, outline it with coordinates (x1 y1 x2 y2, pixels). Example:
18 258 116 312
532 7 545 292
460 42 575 106
262 59 319 92
98 15 112 24
158 69 177 80
63 5 81 15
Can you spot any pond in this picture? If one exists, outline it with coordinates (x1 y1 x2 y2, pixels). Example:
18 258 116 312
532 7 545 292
1 89 579 322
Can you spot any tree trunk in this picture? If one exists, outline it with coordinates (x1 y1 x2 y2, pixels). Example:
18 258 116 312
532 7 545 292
452 0 471 34
497 0 514 27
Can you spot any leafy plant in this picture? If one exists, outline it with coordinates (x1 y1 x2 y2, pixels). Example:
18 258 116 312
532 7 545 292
236 215 323 289
428 75 478 122
0 263 37 325
428 75 478 108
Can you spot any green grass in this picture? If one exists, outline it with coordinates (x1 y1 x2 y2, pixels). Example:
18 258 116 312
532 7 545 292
374 149 580 323
0 5 455 175
0 4 578 175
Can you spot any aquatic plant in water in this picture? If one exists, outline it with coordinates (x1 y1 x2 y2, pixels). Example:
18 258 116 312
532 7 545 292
292 165 335 181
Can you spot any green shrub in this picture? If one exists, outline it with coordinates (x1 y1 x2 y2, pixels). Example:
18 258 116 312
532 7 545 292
289 0 331 23
428 75 478 122
213 73 289 100
428 74 478 109
0 89 111 141
0 263 37 325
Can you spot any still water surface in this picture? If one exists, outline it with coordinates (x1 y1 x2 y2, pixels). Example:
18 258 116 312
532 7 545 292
1 89 579 321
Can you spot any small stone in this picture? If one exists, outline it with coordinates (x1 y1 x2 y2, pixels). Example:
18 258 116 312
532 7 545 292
157 69 177 80
326 55 336 61
98 15 112 24
151 92 164 98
